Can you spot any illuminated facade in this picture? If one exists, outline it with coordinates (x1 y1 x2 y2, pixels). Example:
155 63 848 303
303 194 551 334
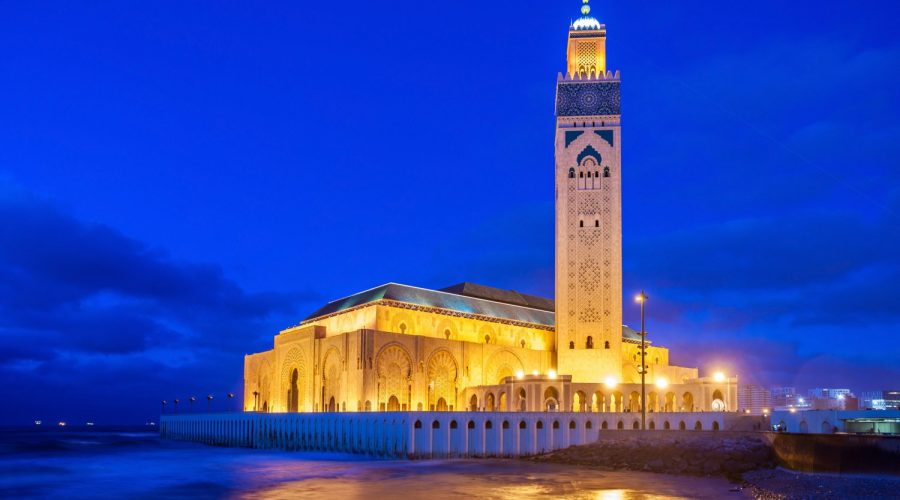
244 0 737 415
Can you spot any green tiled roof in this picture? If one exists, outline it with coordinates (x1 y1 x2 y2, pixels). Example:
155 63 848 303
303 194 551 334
303 282 649 343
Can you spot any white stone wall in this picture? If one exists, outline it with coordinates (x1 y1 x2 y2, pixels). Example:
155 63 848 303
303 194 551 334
160 411 731 458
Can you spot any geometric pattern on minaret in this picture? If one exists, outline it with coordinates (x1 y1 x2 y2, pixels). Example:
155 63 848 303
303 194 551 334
555 0 624 383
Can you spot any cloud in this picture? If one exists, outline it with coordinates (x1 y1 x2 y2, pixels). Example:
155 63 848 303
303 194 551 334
0 186 320 423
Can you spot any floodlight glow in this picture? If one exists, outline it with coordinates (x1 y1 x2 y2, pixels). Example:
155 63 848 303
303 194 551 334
713 372 726 383
515 370 524 380
604 376 617 389
655 377 669 389
548 369 557 379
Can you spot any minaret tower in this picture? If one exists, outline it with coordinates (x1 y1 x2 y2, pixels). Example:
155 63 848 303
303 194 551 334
555 0 622 383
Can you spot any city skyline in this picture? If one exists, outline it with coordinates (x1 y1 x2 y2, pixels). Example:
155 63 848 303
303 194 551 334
1 0 899 424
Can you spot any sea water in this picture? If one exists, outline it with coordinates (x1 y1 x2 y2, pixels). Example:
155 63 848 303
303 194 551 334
0 427 740 499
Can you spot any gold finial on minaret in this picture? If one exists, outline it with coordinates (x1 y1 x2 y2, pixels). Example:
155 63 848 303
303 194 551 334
581 0 591 16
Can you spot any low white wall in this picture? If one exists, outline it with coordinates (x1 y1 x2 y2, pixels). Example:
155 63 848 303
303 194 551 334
160 411 730 458
771 410 900 434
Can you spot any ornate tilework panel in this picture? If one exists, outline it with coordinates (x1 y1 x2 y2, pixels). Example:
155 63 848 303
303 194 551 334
594 130 614 147
565 131 584 147
577 145 602 165
556 82 621 117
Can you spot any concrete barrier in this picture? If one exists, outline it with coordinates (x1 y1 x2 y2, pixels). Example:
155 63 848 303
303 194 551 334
766 432 900 474
161 411 731 458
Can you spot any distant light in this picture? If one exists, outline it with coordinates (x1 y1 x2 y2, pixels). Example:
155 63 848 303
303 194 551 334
762 408 769 414
604 376 617 389
548 369 557 379
34 420 42 426
789 408 797 413
58 421 66 427
799 398 805 404
515 370 524 380
532 370 539 376
837 394 845 401
713 372 726 383
655 377 669 389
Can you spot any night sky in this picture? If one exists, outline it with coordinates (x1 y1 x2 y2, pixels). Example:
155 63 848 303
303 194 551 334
1 0 898 424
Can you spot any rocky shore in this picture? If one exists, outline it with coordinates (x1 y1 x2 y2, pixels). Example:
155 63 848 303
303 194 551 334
530 430 775 479
741 468 900 499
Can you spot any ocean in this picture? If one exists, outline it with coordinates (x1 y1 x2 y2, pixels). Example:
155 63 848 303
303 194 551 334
0 426 739 499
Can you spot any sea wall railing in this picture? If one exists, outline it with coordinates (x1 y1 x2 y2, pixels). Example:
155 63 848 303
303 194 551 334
160 411 735 458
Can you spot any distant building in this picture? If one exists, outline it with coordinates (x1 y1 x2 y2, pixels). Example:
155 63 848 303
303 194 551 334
771 387 810 411
884 390 900 410
739 384 772 415
861 390 883 409
808 388 851 399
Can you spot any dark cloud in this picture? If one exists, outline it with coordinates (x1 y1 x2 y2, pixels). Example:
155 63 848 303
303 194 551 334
0 188 319 423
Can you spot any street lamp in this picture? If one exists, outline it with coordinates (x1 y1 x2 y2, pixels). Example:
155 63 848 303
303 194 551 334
174 399 180 414
635 291 648 430
227 393 235 412
189 396 197 413
253 391 259 412
161 400 167 415
206 394 214 412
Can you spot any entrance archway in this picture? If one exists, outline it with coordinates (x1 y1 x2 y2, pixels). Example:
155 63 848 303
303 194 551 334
328 396 336 412
387 395 400 411
436 397 448 412
288 368 300 412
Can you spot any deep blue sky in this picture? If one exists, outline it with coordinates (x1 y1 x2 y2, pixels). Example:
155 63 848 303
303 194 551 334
1 0 898 424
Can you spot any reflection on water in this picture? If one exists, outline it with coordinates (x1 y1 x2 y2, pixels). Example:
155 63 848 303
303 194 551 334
0 428 738 499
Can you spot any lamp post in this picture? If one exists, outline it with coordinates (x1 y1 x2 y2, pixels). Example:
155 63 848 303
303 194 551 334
161 400 167 415
227 393 235 412
428 381 434 412
636 291 648 430
206 394 214 412
253 391 259 412
189 396 197 413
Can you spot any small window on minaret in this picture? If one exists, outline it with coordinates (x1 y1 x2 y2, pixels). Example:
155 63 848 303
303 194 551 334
568 168 575 178
586 336 594 349
605 341 610 349
594 171 599 177
603 167 610 178
579 221 584 227
586 172 591 178
595 220 599 227
569 341 575 350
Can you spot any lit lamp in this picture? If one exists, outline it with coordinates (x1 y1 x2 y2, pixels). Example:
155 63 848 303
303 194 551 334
227 393 235 412
604 376 617 390
189 396 197 413
515 370 524 380
655 378 668 390
635 291 648 430
206 394 214 412
548 369 558 380
713 372 726 383
161 400 167 415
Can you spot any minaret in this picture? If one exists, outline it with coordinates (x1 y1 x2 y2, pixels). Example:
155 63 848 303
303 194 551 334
555 0 622 383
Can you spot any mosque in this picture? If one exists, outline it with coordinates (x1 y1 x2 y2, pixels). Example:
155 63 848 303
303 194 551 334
243 0 737 416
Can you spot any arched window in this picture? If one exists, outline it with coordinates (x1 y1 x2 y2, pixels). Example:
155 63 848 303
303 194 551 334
569 341 575 350
450 420 458 429
467 420 475 429
586 336 594 349
595 220 599 227
484 335 491 344
536 421 544 429
579 171 584 178
604 341 610 349
594 171 599 177
552 420 560 429
485 420 493 429
519 421 526 429
569 421 576 429
399 323 407 334
568 168 575 178
603 166 610 178
444 329 451 340
586 421 593 429
432 420 440 429
414 420 422 429
502 420 510 429
579 220 584 227
586 172 592 178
